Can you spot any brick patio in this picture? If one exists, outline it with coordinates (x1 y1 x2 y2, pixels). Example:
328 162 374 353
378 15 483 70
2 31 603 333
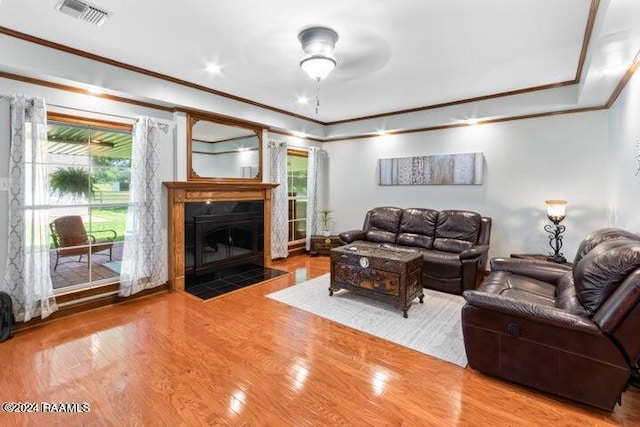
50 242 124 290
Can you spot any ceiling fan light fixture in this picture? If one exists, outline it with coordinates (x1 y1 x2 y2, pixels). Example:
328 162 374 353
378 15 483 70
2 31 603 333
300 55 336 81
298 26 339 81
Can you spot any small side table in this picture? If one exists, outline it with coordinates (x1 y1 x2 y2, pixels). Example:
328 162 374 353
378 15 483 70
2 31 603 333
510 253 573 267
309 235 342 256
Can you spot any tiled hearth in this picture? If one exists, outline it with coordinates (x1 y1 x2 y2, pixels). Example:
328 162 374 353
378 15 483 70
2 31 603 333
185 264 287 300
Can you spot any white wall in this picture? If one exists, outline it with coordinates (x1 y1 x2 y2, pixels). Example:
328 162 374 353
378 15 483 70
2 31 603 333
608 69 640 233
324 111 610 261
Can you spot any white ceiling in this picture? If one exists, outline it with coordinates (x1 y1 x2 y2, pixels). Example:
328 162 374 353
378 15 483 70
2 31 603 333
0 0 639 125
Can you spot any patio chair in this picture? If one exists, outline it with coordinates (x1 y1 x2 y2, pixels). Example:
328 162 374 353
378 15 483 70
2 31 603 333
49 215 117 270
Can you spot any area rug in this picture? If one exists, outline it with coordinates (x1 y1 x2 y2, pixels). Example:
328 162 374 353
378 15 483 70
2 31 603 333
266 273 468 367
102 260 121 275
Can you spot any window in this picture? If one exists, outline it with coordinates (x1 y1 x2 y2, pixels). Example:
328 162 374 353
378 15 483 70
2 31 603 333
287 150 308 242
46 114 132 292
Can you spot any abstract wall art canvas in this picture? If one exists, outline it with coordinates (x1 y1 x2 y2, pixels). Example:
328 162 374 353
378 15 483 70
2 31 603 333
378 152 484 185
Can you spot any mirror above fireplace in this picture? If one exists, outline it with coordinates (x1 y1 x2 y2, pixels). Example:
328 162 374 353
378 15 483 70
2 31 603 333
187 113 262 181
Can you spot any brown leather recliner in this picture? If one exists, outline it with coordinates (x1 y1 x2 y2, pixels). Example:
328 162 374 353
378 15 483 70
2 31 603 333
339 207 492 294
462 228 640 410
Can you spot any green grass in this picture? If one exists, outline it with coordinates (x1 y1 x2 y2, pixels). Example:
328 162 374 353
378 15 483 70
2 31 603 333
89 207 128 242
91 190 130 203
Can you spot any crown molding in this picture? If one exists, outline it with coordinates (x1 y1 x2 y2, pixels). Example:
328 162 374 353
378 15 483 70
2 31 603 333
0 26 325 126
0 0 600 126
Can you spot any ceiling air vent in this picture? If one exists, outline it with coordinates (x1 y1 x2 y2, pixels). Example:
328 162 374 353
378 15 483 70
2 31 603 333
55 0 110 26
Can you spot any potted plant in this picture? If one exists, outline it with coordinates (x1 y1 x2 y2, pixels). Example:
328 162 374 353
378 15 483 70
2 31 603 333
318 208 333 236
49 167 96 202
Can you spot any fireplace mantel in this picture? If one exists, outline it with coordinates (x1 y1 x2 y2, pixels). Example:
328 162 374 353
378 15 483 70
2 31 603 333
164 181 278 292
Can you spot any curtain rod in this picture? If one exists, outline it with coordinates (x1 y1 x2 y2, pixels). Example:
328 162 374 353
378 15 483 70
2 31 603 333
50 104 171 134
48 103 137 121
268 141 326 153
153 121 170 134
1 95 171 133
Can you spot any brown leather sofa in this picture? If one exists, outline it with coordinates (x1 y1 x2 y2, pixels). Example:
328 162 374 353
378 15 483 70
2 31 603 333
462 228 640 410
339 207 492 295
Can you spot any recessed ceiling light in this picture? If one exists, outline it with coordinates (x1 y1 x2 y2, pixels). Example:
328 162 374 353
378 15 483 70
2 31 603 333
293 131 307 138
297 96 309 104
375 130 388 136
464 118 479 125
206 64 221 74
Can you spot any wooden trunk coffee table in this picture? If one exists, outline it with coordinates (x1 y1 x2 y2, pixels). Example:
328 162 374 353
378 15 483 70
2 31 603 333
329 243 424 318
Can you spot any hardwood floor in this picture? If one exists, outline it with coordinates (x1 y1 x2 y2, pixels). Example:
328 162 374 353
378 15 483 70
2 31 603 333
0 254 638 426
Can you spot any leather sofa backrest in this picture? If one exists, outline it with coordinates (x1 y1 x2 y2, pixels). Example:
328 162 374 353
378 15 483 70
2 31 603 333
363 207 403 244
478 217 492 246
396 208 439 249
433 210 482 253
573 239 640 316
573 227 640 266
593 269 640 365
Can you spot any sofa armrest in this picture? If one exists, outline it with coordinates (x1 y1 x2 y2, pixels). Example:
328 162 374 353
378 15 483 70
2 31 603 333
460 244 489 260
339 230 366 244
463 290 600 335
490 257 572 284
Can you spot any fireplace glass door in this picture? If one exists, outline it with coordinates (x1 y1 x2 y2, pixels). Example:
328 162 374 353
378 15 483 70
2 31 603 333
185 201 264 276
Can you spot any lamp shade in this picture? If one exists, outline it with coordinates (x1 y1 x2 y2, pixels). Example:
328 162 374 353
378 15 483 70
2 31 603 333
545 199 567 222
300 55 336 81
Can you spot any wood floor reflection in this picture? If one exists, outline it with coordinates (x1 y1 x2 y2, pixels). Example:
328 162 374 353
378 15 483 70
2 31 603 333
0 254 638 426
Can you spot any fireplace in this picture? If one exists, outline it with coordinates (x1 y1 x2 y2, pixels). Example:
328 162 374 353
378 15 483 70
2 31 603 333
163 181 278 292
185 201 264 276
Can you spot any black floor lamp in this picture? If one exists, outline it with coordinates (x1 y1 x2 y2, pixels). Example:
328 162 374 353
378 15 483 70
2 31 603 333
544 199 568 263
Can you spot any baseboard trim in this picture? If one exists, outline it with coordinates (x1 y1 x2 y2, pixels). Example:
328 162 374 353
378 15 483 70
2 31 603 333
13 283 169 333
288 240 306 256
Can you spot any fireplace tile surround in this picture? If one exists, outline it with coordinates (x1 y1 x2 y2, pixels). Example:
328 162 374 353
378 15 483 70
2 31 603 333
164 181 278 292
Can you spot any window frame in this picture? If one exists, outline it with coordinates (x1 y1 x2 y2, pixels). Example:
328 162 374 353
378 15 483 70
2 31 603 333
46 112 133 294
286 148 309 244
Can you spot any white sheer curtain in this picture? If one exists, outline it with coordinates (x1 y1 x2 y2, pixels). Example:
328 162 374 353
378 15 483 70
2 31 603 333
2 95 57 321
305 147 324 251
119 117 166 297
270 141 289 259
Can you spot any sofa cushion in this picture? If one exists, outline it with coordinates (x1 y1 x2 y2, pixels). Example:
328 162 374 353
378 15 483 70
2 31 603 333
434 211 482 252
421 250 462 278
478 271 556 307
396 208 438 249
573 228 640 266
574 239 640 316
365 207 403 243
366 230 397 243
433 238 474 253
